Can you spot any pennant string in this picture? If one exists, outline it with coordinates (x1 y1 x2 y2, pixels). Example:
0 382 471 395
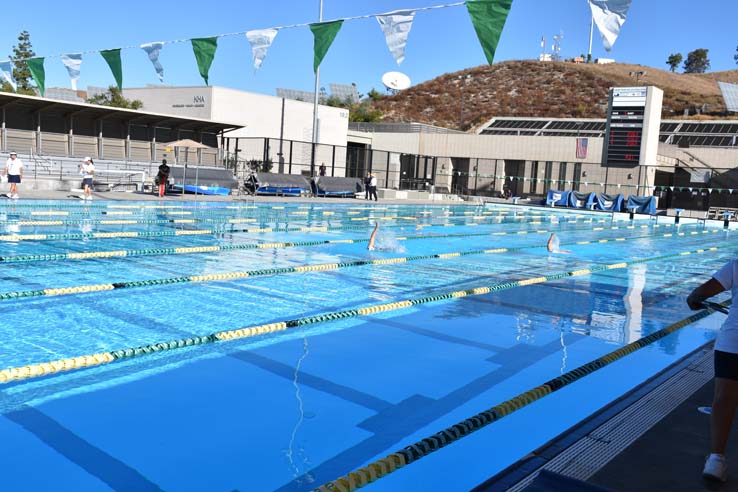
0 1 467 64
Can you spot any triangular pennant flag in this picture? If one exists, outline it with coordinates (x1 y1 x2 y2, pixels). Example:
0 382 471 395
0 60 16 91
465 0 513 64
708 188 713 193
246 28 278 71
669 186 674 191
61 53 82 90
27 57 45 96
141 42 165 82
588 0 632 51
191 37 218 85
310 20 343 72
617 183 621 187
376 10 416 66
100 49 123 90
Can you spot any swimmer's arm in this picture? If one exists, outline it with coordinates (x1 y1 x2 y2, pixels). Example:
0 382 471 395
687 278 725 310
368 222 379 250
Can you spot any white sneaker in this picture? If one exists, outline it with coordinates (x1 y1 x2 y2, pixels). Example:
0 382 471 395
11 193 18 199
704 453 728 482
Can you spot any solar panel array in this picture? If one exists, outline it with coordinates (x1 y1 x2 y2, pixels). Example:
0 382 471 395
479 117 738 148
275 88 315 102
329 83 360 104
718 81 738 113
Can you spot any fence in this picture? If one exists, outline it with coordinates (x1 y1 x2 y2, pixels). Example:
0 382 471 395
223 136 738 211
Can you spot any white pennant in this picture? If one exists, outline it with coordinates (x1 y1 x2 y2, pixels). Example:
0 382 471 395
588 0 632 51
61 53 82 90
141 42 165 82
376 10 416 65
0 60 16 91
246 29 278 71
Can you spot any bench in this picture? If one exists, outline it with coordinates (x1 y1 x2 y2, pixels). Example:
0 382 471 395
707 207 738 221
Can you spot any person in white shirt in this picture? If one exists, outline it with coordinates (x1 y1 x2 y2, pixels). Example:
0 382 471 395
80 157 95 200
3 151 23 199
688 261 738 483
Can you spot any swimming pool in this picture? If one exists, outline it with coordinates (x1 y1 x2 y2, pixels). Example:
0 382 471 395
0 200 729 491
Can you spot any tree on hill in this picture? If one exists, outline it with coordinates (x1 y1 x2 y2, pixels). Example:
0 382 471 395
666 53 683 72
2 31 38 95
683 48 710 73
86 86 143 109
735 46 738 65
366 88 384 101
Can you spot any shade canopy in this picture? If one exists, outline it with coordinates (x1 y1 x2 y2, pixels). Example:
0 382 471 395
164 139 211 149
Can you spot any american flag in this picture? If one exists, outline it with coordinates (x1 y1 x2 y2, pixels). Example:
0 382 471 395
576 137 588 159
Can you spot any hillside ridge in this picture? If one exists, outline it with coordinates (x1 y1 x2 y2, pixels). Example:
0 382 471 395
371 60 738 131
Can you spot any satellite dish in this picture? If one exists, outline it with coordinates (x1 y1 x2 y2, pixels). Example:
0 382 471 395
382 72 411 93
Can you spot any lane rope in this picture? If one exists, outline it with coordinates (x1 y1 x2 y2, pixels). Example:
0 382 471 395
313 300 731 491
0 245 723 385
0 229 715 300
0 222 704 264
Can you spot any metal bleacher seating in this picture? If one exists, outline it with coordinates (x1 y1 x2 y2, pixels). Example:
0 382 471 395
707 206 738 221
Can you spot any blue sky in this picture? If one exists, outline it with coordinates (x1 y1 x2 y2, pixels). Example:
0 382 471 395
1 0 736 97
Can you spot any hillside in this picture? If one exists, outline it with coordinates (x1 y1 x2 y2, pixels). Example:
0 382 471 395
371 60 738 131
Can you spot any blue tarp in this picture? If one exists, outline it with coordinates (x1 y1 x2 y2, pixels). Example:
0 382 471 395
590 193 624 211
568 191 594 209
546 189 570 206
626 195 657 215
171 184 231 196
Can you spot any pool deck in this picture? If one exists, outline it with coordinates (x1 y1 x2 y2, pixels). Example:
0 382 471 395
481 344 738 492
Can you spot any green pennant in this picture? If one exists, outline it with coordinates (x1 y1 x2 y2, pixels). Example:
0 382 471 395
191 37 218 85
100 49 123 90
27 57 45 96
465 0 513 64
310 20 343 72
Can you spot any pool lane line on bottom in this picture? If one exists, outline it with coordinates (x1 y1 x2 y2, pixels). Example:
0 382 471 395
0 222 712 264
0 226 720 301
0 245 722 385
312 300 731 492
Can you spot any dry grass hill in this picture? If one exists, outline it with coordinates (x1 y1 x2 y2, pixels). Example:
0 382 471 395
371 60 738 131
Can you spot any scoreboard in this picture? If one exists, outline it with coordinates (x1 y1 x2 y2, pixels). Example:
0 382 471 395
604 87 646 167
603 87 661 168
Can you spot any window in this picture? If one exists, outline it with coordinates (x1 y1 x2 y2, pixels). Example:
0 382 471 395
558 162 567 189
544 161 553 193
573 163 582 191
529 161 539 193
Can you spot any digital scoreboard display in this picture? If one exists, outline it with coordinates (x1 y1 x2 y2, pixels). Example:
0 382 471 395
604 87 648 168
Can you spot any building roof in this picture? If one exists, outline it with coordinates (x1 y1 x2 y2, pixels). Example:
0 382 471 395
0 91 243 134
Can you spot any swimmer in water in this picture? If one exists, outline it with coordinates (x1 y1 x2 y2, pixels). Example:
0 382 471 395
547 233 571 254
368 222 379 251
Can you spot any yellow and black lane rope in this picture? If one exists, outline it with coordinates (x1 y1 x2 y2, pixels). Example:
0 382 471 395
0 227 716 300
0 217 259 228
313 299 731 492
0 221 696 265
0 247 724 387
0 211 609 243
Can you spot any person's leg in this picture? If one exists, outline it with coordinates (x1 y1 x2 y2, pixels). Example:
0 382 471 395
159 183 165 197
711 376 738 454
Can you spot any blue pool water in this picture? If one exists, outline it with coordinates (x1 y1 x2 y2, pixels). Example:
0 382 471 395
0 200 731 492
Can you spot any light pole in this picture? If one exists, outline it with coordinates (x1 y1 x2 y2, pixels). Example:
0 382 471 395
310 0 324 177
458 74 471 130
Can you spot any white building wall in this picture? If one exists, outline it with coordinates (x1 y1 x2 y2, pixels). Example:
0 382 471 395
123 86 349 147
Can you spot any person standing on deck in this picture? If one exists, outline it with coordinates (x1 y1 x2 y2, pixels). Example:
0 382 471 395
688 261 738 483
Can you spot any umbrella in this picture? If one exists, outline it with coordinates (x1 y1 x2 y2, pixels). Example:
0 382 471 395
164 139 210 149
163 140 212 196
